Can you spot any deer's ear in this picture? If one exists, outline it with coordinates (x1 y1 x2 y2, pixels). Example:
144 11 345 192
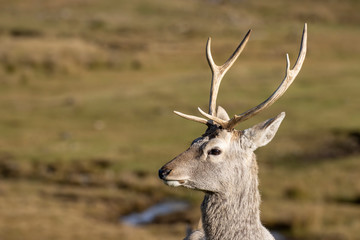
242 112 285 151
216 106 230 121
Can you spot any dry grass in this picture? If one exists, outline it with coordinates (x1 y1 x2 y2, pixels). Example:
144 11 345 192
0 180 185 240
0 37 118 75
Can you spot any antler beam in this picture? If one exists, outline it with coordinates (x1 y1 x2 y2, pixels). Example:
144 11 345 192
207 30 251 116
226 23 307 129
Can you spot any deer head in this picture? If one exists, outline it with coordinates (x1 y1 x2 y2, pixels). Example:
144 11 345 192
159 24 307 195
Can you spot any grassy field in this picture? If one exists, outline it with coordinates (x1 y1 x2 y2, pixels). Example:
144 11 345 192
0 0 359 239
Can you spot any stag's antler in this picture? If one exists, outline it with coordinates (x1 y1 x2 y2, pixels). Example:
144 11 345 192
174 24 307 129
207 30 251 116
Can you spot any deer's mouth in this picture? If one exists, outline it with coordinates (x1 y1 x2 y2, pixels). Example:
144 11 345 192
163 179 187 187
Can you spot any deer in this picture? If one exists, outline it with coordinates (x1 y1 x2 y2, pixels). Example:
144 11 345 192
158 24 307 240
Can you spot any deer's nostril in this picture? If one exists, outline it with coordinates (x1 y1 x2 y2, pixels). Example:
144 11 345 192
158 167 172 180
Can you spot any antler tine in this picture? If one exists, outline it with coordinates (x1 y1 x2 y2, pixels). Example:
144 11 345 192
207 30 251 116
227 24 308 129
197 107 228 128
173 111 209 125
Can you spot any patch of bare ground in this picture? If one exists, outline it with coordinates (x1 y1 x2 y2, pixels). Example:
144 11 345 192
305 130 360 161
275 130 360 165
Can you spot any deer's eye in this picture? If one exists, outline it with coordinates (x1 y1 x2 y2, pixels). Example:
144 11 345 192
208 148 222 156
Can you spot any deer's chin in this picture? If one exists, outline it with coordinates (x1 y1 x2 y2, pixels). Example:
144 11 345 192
164 179 187 187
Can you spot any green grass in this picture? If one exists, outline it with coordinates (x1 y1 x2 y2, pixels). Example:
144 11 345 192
0 0 359 239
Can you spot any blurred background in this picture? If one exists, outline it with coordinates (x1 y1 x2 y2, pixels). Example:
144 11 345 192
0 0 359 239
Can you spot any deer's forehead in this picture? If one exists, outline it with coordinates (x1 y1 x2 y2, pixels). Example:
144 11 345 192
192 130 236 147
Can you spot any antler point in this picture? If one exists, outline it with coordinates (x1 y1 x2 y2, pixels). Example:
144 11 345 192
285 54 290 69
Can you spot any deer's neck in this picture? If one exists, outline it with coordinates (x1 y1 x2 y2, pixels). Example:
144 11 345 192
201 156 273 240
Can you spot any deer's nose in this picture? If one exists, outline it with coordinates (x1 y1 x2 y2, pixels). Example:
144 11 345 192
158 167 172 180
